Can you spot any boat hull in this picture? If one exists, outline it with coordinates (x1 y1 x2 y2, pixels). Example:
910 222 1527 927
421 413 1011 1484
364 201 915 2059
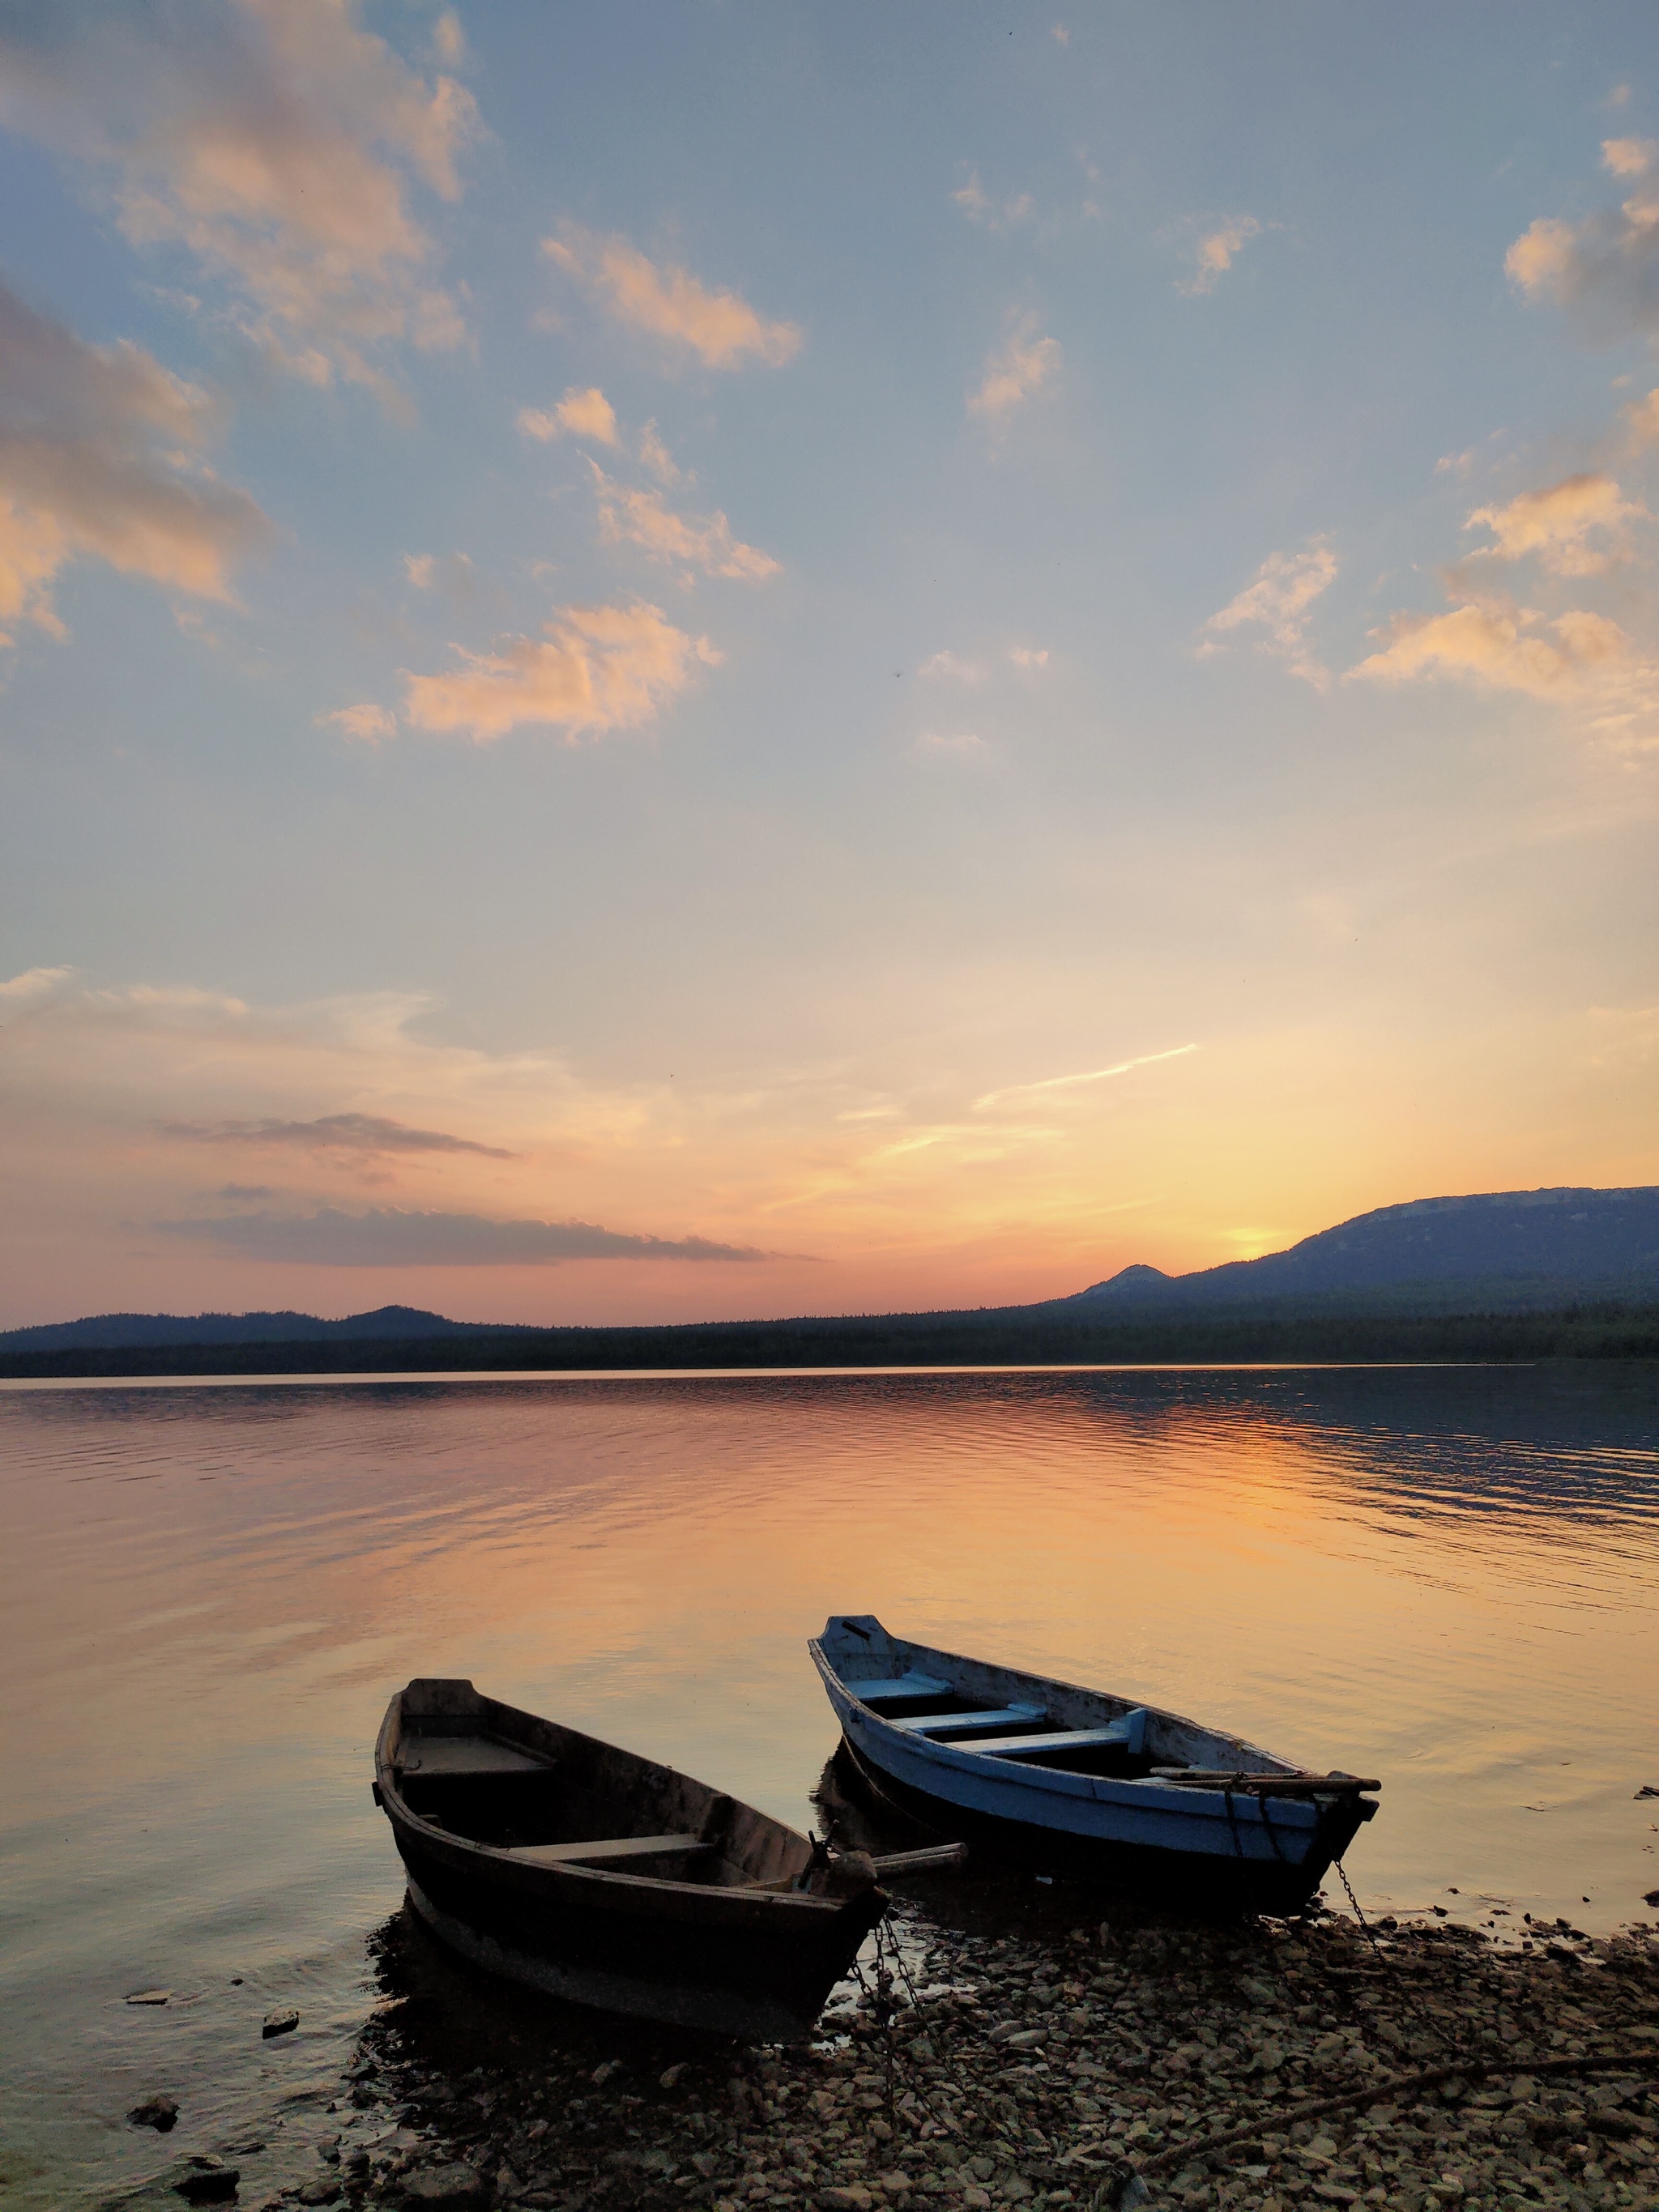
811 1625 1371 1918
387 1809 875 2039
375 1682 882 2040
835 1736 1350 1916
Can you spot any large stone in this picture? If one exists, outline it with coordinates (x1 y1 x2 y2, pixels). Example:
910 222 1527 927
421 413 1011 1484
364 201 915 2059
128 2094 180 2131
403 2163 489 2208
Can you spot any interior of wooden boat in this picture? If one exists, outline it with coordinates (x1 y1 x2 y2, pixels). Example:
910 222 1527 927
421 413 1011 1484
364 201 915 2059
390 1690 809 1890
852 1672 1166 1779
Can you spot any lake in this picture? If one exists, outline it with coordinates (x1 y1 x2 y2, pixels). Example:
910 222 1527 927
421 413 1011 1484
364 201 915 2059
2 1363 1656 2207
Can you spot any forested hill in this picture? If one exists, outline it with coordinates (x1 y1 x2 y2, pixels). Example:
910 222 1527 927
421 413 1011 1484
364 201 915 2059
3 1184 1657 1373
1047 1185 1659 1314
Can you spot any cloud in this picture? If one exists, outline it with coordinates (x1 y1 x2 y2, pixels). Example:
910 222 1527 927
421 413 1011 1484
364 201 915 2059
517 386 618 445
317 701 395 743
543 223 800 369
1465 472 1644 575
1506 156 1659 341
160 1204 772 1266
591 468 780 582
638 422 684 485
402 601 719 743
1348 597 1659 739
1603 138 1657 179
402 550 473 599
1626 387 1659 449
952 169 1035 232
967 314 1061 420
0 279 271 641
915 731 987 759
162 1111 513 1158
973 1044 1199 1112
1199 535 1337 688
0 0 479 404
920 650 986 682
0 964 76 1012
1009 645 1049 668
1179 216 1262 296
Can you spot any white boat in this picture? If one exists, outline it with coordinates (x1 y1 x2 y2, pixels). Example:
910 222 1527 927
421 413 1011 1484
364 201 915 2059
809 1617 1378 1914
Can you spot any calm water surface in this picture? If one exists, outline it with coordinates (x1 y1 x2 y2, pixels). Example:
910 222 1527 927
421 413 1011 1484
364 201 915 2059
2 1364 1656 2207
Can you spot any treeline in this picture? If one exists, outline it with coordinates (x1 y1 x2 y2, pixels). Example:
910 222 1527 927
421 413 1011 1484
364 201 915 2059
2 1301 1656 1378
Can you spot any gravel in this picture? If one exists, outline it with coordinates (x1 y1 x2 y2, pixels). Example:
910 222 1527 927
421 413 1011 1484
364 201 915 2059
241 1896 1659 2212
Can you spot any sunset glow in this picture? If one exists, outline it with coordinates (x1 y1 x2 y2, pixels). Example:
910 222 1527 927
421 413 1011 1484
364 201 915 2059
2 6 1656 1328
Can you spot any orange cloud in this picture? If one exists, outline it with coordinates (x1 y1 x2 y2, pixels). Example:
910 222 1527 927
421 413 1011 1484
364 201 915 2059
591 469 780 582
1602 138 1657 179
1200 537 1337 688
1507 159 1659 341
1465 472 1643 576
1349 599 1659 739
0 0 478 403
543 224 801 369
967 313 1061 420
1179 215 1261 296
518 386 618 445
0 281 271 640
317 701 395 743
401 601 719 743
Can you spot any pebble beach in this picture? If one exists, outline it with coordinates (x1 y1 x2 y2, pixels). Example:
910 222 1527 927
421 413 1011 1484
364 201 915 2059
121 1883 1659 2212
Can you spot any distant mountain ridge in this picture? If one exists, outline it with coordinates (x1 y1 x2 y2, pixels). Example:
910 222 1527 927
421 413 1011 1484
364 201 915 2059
1047 1184 1659 1313
0 1304 510 1353
3 1184 1655 1353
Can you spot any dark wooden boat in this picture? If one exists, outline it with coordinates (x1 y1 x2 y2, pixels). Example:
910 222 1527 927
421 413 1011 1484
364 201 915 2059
811 1617 1379 1916
373 1679 887 2039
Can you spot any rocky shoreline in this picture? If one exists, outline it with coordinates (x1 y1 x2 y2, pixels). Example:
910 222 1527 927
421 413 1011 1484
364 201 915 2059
151 1878 1659 2212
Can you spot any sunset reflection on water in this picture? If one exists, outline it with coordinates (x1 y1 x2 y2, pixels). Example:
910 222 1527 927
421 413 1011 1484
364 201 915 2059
1 1366 1655 2206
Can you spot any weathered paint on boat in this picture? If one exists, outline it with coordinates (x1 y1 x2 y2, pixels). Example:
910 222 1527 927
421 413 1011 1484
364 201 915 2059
809 1617 1377 1915
375 1678 885 2039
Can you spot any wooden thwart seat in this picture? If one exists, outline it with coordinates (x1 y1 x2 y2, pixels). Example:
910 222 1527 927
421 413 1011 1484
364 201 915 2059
900 1704 1046 1737
847 1673 952 1703
976 1728 1141 1759
399 1737 552 1778
505 1834 714 1867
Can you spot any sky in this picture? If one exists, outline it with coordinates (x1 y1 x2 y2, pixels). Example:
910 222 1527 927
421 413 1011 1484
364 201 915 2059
1 1 1657 1331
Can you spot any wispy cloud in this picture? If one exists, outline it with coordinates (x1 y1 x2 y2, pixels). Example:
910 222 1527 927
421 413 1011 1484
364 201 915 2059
0 279 271 643
1199 536 1337 688
915 731 987 760
543 223 800 369
1349 597 1659 743
1009 645 1049 668
591 467 780 582
162 1111 514 1159
638 421 684 485
973 1044 1199 1112
517 386 618 445
160 1205 774 1266
1179 215 1262 296
402 601 719 743
317 701 395 744
1465 473 1644 576
967 313 1061 421
0 0 479 406
952 168 1035 232
920 650 987 682
403 551 474 599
